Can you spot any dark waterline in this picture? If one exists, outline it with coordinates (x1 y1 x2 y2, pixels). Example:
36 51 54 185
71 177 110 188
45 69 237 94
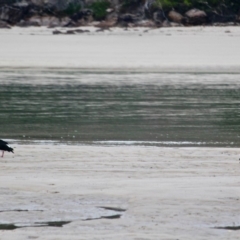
0 69 240 147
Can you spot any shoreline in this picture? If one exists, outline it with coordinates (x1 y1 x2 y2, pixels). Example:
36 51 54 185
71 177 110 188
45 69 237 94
1 66 240 74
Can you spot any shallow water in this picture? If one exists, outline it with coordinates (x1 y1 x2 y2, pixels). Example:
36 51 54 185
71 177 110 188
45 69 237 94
0 68 240 147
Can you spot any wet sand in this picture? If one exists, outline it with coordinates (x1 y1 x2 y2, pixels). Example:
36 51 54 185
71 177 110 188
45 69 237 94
0 144 239 239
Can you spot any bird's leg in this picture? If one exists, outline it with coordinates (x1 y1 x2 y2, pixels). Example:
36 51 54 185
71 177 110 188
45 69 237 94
1 151 4 158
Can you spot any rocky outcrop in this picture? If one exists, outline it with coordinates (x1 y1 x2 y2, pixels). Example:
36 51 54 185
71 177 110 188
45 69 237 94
0 5 25 24
185 9 207 25
0 0 239 28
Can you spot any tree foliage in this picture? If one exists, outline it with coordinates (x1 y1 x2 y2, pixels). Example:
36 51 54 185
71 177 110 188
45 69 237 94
89 0 110 20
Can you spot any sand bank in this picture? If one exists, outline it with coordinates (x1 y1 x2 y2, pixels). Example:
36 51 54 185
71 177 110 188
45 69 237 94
0 144 239 239
0 26 240 72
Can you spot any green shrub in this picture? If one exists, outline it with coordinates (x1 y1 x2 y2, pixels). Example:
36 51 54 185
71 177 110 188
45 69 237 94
89 0 110 21
63 3 82 16
151 0 192 13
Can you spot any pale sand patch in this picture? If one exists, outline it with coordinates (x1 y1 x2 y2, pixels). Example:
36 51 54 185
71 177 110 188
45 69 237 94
0 26 240 72
0 145 239 239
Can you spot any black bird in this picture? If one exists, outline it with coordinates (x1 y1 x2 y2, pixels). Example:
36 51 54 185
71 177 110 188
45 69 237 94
0 140 14 157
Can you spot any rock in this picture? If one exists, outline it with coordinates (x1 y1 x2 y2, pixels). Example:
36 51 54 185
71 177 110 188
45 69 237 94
185 8 207 25
0 5 24 24
75 29 90 33
0 20 10 28
168 10 184 23
66 29 75 34
52 29 63 34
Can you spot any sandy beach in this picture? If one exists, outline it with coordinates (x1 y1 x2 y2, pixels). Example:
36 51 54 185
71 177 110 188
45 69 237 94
0 144 239 239
0 26 240 72
1 26 240 239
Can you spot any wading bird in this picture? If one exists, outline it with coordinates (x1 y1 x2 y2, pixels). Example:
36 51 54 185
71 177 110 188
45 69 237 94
0 140 14 157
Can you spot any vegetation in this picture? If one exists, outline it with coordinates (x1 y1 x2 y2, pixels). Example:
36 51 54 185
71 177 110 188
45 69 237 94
89 0 110 20
63 3 82 16
152 0 240 14
120 0 143 13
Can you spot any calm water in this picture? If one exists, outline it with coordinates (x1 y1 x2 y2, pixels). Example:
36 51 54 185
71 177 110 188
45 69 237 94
0 68 240 147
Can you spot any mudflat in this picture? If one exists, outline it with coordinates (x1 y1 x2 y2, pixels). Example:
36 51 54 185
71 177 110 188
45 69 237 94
0 144 239 239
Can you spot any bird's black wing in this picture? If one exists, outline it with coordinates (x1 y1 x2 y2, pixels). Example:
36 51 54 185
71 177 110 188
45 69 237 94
0 140 8 145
